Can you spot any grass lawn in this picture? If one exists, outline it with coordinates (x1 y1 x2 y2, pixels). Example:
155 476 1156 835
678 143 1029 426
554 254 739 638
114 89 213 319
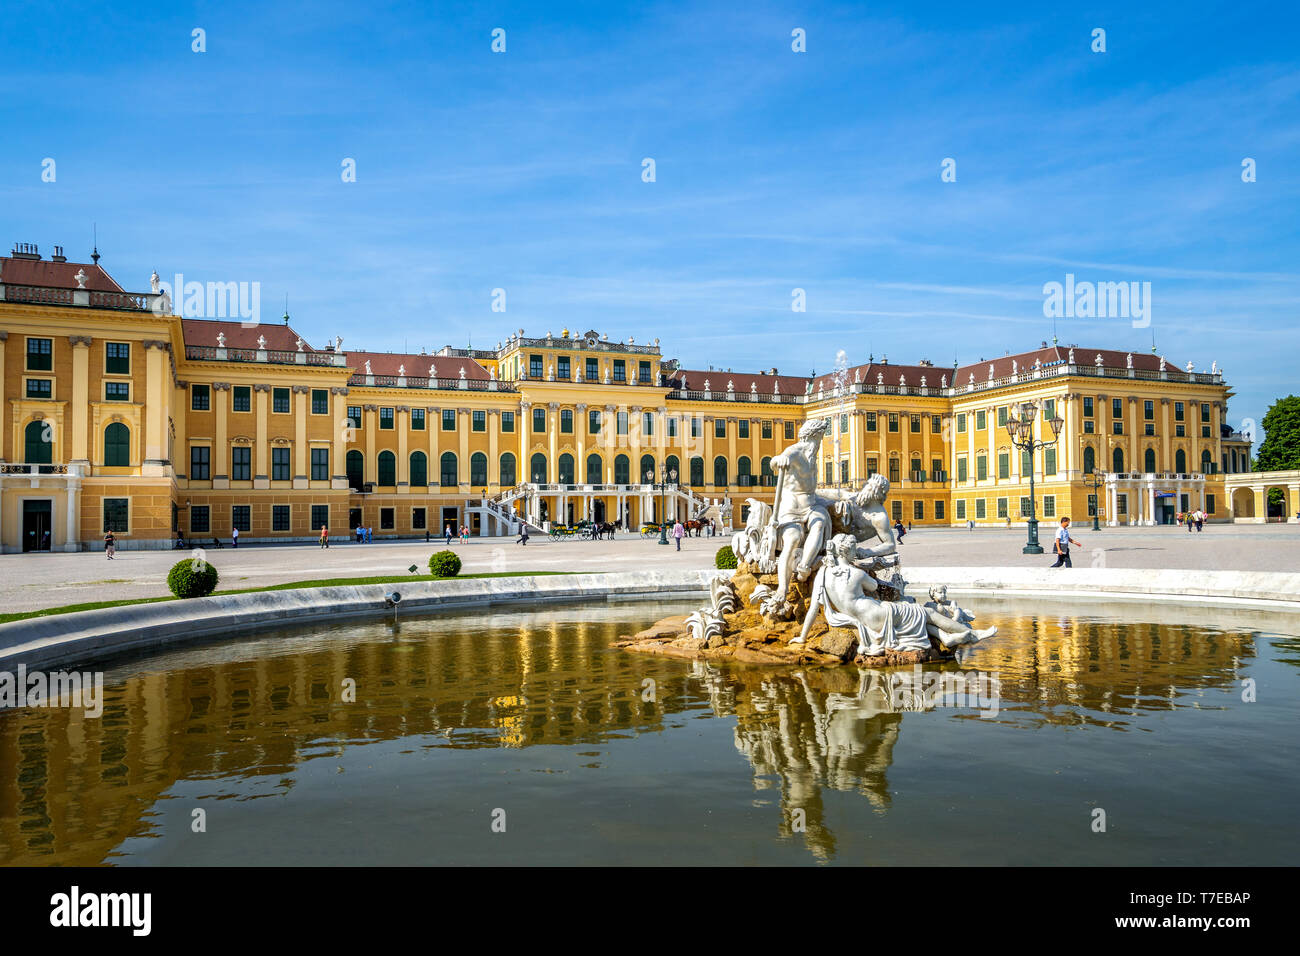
0 571 574 625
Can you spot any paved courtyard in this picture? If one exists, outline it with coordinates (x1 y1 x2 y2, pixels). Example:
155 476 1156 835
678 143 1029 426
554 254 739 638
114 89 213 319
0 522 1295 614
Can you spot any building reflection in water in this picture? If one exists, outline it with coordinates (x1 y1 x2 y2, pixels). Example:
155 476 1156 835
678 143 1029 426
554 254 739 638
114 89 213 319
0 600 1273 865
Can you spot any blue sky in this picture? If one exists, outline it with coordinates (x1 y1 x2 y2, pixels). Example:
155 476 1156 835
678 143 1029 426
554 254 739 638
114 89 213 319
3 0 1297 437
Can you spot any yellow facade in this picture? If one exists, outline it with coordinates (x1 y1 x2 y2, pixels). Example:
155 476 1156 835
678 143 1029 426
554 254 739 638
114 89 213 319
0 257 1244 552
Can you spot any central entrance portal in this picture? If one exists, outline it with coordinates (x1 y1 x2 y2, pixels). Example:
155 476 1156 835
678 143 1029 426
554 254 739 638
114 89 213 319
22 500 52 552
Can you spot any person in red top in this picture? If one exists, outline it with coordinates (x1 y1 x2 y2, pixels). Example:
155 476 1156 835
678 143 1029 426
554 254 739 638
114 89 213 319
319 525 329 549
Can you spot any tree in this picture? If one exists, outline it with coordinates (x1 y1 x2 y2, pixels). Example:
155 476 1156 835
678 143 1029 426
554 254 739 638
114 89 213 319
1255 395 1300 472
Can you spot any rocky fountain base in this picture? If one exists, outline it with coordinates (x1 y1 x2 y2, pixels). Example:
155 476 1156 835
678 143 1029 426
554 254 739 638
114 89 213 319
615 560 957 667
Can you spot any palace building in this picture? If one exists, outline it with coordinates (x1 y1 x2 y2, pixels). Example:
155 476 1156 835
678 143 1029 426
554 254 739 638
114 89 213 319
0 244 1257 552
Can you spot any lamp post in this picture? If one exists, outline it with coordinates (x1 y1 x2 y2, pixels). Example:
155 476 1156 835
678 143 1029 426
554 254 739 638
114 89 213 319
1005 400 1064 554
1084 467 1106 532
647 465 678 545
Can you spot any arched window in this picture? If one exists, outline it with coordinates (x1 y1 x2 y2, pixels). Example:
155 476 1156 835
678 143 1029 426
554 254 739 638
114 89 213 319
410 451 428 487
377 450 396 486
640 454 655 483
346 450 364 490
471 452 488 486
1201 449 1213 474
714 456 728 487
737 456 752 486
1112 447 1124 474
614 454 630 484
1175 448 1187 474
558 453 575 485
25 420 52 464
690 456 704 486
761 456 774 486
585 453 602 484
530 452 547 484
440 451 458 487
1083 445 1095 475
500 452 516 487
665 455 680 482
1144 448 1156 474
104 422 130 466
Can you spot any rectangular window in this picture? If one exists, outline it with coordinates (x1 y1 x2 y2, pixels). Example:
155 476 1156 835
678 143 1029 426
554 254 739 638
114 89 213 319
1044 400 1056 421
998 406 1008 428
348 406 362 429
998 453 1009 479
762 420 772 439
1145 423 1155 437
1044 447 1057 475
311 389 329 415
272 505 291 531
529 354 543 378
892 500 903 522
997 497 1008 518
501 411 513 432
1117 494 1128 516
976 456 987 480
1112 398 1124 433
931 414 941 434
106 342 130 374
639 361 651 383
380 507 394 530
557 356 570 379
311 505 329 531
888 458 900 483
866 457 878 476
613 359 626 382
1088 493 1097 517
1043 495 1056 518
190 505 210 533
533 407 545 432
956 499 966 520
976 409 986 431
957 457 968 482
412 507 427 530
589 409 601 434
272 447 290 481
913 500 924 520
1175 424 1185 438
888 413 899 433
562 409 574 434
1083 397 1094 417
474 410 487 433
1207 494 1215 514
26 338 52 371
232 446 251 481
975 498 987 519
1084 420 1095 433
1201 403 1211 423
739 419 749 439
273 387 290 413
102 498 128 533
957 413 966 433
311 447 329 480
233 386 251 412
586 358 598 381
668 417 678 438
443 409 457 431
932 458 943 477
1175 401 1185 421
192 384 211 411
866 412 877 432
618 411 629 435
910 414 920 433
190 446 210 480
232 506 251 532
412 408 425 430
1144 400 1155 420
26 378 52 399
642 412 653 436
1020 496 1032 517
380 407 394 429
784 421 795 440
934 500 945 521
714 418 726 439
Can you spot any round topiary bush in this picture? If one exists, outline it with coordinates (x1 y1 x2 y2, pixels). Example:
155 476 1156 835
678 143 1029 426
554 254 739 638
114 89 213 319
715 544 738 569
428 549 463 578
167 557 219 598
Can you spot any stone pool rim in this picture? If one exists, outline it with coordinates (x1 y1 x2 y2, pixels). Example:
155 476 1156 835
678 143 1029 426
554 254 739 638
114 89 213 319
1 566 1297 671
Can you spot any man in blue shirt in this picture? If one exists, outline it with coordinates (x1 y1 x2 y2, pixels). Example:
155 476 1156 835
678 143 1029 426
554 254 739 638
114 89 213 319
1049 517 1081 568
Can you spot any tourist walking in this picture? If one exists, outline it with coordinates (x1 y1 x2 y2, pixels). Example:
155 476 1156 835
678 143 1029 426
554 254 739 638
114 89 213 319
460 525 470 544
445 523 454 546
319 525 329 549
894 520 906 544
673 520 685 551
517 524 529 545
1195 509 1205 532
1050 517 1081 568
232 526 239 549
104 531 115 559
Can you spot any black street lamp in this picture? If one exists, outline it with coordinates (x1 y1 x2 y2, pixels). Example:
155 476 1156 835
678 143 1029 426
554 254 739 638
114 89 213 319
1005 400 1065 554
1084 467 1106 532
646 465 678 545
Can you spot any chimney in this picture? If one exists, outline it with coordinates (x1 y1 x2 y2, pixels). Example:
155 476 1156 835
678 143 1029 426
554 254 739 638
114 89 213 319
11 242 41 260
50 246 67 262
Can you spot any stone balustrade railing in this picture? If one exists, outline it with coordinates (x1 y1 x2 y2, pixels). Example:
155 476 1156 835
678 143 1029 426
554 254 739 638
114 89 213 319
0 283 161 312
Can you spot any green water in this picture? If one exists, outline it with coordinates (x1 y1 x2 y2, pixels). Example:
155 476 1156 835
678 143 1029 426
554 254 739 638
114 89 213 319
1 597 1296 865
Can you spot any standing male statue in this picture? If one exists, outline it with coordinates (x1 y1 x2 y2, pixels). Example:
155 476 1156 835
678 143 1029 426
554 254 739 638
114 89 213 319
758 417 831 618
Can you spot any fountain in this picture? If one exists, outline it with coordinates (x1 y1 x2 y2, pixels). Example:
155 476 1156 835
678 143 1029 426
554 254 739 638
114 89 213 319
618 417 997 666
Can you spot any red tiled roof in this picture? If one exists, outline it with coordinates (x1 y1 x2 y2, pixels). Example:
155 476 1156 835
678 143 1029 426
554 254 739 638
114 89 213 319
955 345 1185 381
0 256 126 292
346 350 491 380
182 318 318 352
667 368 810 396
810 361 939 393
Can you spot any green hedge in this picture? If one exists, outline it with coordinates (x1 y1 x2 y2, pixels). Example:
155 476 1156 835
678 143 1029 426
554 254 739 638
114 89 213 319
167 557 220 598
428 550 463 578
715 545 738 569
